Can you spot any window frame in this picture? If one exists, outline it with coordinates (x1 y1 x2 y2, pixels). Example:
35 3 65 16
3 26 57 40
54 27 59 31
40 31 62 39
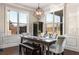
6 7 29 35
45 11 63 35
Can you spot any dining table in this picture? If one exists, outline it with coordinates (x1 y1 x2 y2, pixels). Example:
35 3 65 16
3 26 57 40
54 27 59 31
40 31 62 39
20 35 57 55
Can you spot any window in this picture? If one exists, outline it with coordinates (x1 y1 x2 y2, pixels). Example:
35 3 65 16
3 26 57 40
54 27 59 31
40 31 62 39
19 12 28 34
7 10 29 35
54 15 61 35
46 14 53 34
8 11 18 34
46 10 63 35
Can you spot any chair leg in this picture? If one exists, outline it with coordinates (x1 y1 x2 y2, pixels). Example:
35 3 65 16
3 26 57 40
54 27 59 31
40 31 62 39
53 53 56 55
19 45 22 55
61 52 64 55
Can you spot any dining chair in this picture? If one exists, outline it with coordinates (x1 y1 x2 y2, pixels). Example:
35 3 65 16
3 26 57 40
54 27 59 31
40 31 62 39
49 35 66 55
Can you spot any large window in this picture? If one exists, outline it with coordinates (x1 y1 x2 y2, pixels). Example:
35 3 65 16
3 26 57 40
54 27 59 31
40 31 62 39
7 10 29 35
19 12 28 34
46 10 63 35
54 14 61 35
46 14 53 34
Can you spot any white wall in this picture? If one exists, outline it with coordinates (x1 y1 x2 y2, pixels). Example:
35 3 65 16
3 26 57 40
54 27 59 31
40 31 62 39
0 4 5 35
0 4 5 48
65 3 79 52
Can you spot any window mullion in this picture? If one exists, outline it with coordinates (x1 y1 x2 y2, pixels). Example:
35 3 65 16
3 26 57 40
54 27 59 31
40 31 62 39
53 12 55 34
17 12 19 34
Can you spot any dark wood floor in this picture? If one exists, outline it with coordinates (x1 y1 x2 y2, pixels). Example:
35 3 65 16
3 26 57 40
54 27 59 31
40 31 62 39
0 46 79 55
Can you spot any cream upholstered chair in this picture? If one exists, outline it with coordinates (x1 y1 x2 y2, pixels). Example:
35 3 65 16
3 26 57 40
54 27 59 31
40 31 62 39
49 35 66 55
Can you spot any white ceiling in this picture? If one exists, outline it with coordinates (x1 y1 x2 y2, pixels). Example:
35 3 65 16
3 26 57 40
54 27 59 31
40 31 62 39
13 3 64 12
18 3 60 9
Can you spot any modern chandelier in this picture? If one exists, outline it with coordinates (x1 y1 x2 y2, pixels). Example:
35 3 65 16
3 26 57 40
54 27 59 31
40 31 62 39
34 3 44 20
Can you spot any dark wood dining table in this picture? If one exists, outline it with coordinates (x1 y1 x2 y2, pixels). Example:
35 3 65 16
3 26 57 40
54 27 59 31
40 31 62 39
20 35 57 55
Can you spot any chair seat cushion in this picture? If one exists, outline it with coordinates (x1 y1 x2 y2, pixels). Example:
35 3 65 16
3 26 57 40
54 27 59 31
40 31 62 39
49 44 58 53
50 44 56 49
50 44 64 54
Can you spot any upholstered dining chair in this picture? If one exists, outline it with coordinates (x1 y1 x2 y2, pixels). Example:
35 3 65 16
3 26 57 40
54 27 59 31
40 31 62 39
49 35 66 55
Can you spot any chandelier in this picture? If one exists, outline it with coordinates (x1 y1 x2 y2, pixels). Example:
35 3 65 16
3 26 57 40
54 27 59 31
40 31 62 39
34 4 44 20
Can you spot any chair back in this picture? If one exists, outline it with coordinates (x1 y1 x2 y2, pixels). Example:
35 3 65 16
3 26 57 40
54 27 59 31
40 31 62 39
56 36 65 45
55 35 66 53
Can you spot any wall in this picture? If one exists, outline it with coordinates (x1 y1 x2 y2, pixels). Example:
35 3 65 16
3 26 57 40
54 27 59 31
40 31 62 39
65 3 79 52
0 4 5 35
0 4 5 48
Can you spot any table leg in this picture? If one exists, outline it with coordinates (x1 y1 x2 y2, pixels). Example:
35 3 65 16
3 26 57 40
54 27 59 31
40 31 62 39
47 45 50 55
19 45 22 55
39 44 43 55
43 45 46 55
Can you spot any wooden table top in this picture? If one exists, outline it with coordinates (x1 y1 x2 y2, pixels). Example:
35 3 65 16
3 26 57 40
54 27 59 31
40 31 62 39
21 35 57 46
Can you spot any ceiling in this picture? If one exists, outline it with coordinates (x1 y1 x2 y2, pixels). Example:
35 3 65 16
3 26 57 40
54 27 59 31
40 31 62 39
13 3 64 12
18 3 61 9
